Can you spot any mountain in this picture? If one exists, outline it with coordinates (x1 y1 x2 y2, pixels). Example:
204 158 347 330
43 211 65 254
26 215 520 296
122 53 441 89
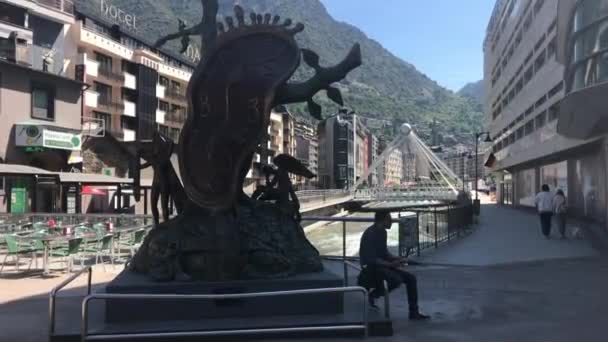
458 80 484 107
76 0 483 144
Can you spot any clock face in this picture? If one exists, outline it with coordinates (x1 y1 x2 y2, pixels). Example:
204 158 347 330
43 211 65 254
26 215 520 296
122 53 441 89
180 32 300 209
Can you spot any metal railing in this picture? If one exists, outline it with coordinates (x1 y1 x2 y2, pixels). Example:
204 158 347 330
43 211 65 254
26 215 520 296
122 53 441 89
37 0 74 15
0 213 154 233
302 205 473 260
49 266 93 339
81 287 368 341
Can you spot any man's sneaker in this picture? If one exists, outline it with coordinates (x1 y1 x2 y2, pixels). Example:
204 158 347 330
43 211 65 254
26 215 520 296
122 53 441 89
409 312 431 320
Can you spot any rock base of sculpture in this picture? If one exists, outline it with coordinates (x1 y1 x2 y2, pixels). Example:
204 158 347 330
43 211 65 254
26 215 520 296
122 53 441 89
105 268 343 324
130 199 323 282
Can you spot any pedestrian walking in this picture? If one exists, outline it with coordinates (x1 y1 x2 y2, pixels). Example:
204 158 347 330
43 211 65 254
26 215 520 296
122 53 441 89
535 184 554 238
553 189 568 239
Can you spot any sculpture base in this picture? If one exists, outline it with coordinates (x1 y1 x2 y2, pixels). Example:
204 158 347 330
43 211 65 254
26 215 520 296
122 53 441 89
105 268 343 324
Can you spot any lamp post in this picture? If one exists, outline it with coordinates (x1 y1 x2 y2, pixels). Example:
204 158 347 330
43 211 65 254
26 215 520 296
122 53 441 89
474 132 492 214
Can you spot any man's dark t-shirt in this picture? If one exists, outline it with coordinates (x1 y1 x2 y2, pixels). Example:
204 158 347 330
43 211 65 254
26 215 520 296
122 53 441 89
359 224 389 267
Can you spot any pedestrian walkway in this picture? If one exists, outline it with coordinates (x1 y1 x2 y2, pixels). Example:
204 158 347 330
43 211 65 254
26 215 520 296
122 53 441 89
416 204 599 266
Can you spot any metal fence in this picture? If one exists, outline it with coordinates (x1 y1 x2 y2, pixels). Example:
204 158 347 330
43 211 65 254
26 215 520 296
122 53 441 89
0 213 154 233
414 205 473 254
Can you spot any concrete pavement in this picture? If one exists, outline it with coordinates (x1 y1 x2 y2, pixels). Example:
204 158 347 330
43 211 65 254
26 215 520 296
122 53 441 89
1 203 607 342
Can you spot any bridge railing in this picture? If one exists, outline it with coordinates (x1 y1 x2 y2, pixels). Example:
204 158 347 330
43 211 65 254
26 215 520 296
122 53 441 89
353 188 457 201
301 204 473 261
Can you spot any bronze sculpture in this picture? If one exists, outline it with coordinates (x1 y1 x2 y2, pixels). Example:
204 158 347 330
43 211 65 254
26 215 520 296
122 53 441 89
252 154 316 222
132 1 362 281
138 131 187 225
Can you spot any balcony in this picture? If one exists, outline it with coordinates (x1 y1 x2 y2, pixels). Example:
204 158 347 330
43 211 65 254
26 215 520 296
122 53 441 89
97 101 123 114
36 0 74 15
166 90 187 102
98 68 124 83
122 128 136 142
123 100 136 117
156 109 166 124
123 72 136 90
156 84 166 98
84 90 98 108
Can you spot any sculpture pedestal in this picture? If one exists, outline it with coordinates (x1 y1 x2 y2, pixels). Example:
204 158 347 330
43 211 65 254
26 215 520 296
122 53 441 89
105 269 343 324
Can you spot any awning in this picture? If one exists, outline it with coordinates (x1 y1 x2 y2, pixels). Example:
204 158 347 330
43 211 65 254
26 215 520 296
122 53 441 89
484 153 497 168
81 186 107 195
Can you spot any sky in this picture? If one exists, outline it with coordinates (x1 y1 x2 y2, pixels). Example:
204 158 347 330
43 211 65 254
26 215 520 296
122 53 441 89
319 0 495 92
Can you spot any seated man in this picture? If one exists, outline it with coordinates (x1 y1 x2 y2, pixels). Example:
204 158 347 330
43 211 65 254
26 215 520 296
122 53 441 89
358 211 430 320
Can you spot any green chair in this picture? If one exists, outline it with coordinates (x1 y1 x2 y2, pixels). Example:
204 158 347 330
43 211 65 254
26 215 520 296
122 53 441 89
49 238 83 273
1 235 37 273
119 229 146 257
83 234 114 271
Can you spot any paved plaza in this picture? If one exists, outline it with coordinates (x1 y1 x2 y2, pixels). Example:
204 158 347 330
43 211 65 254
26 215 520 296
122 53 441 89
1 204 607 341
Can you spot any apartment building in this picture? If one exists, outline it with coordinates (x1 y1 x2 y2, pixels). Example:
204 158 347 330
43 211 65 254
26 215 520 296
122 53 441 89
318 114 354 189
366 132 378 187
70 2 194 176
295 119 319 188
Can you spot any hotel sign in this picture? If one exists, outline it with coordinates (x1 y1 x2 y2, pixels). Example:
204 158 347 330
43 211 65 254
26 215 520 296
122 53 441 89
101 0 138 31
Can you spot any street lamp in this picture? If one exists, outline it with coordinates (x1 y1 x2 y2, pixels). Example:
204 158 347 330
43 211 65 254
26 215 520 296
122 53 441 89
461 152 472 194
474 132 492 213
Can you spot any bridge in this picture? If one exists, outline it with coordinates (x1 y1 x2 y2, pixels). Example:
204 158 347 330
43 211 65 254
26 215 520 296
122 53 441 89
299 123 464 212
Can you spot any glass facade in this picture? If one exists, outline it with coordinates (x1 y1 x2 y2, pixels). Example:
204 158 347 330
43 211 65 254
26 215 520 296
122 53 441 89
540 161 568 195
569 150 607 223
568 0 608 92
516 168 536 207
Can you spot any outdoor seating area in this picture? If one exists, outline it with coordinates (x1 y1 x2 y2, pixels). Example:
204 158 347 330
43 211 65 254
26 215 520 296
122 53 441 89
0 214 153 276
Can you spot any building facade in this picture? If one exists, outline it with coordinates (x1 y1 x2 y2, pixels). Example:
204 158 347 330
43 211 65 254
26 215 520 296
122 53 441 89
70 3 195 177
318 115 354 189
295 119 319 188
383 147 403 186
485 0 608 228
0 0 84 212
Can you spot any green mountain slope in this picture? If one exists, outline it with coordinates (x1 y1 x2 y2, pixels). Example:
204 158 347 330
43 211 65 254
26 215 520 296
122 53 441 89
76 0 483 144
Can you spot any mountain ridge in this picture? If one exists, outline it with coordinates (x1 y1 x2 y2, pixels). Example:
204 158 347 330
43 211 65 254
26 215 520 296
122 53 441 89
76 0 483 144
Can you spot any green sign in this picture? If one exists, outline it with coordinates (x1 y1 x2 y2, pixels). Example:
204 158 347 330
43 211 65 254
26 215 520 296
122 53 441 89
10 186 27 214
25 146 46 153
43 130 82 151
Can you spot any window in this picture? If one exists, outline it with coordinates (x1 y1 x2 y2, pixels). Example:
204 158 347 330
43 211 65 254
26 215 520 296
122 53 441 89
535 94 547 109
524 66 534 84
170 128 180 142
170 80 181 94
534 49 546 72
548 103 560 121
548 81 563 98
516 113 525 124
524 51 534 65
158 125 169 136
547 36 557 59
121 116 136 130
159 76 169 87
534 34 546 52
95 52 113 75
158 100 169 112
31 85 54 120
534 0 545 15
535 110 547 128
516 127 524 140
515 78 524 94
508 133 515 145
509 88 515 102
525 105 535 117
523 13 533 32
94 82 112 106
525 120 534 135
548 18 557 34
93 111 111 131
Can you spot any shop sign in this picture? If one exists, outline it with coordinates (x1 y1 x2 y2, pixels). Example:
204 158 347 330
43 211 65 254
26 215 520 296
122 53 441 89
102 167 115 177
43 130 82 151
16 124 82 151
101 0 138 31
